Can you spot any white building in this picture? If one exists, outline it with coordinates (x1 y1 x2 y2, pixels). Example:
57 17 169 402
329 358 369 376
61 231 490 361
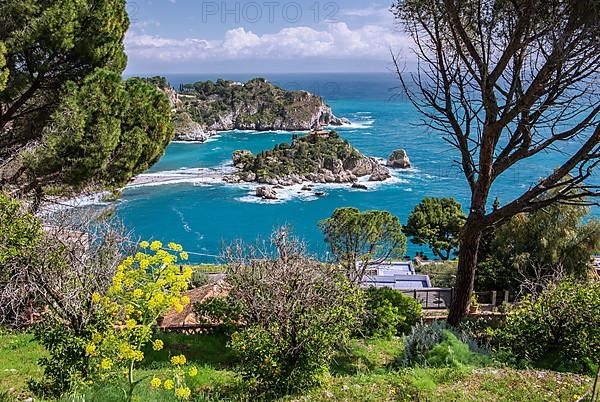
361 261 432 289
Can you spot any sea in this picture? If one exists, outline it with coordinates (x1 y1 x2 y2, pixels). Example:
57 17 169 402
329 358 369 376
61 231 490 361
110 72 596 263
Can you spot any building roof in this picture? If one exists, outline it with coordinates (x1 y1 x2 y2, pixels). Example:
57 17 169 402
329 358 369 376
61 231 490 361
362 274 432 289
159 280 228 329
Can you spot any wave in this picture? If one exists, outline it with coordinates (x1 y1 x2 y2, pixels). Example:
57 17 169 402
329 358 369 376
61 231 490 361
234 172 409 204
38 191 113 215
334 119 375 130
172 207 192 233
127 166 233 189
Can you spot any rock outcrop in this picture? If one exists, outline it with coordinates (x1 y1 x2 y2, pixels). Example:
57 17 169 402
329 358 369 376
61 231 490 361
352 183 368 190
225 131 391 186
387 149 411 169
256 186 278 200
369 165 392 181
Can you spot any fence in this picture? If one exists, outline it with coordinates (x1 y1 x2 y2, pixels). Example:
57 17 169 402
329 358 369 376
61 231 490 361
400 288 510 310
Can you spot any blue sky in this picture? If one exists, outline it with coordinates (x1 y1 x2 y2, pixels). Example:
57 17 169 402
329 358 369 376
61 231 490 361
124 0 413 74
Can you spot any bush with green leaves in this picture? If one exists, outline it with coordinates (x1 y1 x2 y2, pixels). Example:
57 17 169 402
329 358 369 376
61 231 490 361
361 287 422 338
402 321 489 367
423 331 491 368
493 278 600 374
223 229 365 397
476 191 600 292
0 192 42 265
28 314 109 398
193 297 242 335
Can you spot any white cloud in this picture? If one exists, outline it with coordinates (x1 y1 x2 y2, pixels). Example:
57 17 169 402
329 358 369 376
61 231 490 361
125 23 411 62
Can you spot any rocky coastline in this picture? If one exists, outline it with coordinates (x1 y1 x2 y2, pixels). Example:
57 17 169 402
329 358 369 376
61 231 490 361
148 77 350 142
221 130 412 200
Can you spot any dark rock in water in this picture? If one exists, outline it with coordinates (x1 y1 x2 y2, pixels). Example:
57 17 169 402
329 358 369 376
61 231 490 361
274 185 284 189
352 183 368 190
314 191 326 197
301 185 313 191
223 174 241 183
256 186 278 200
387 149 411 169
369 165 391 182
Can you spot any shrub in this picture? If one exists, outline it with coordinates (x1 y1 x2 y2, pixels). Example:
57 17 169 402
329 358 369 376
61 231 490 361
28 314 109 398
361 287 422 338
493 278 600 374
88 241 195 401
224 228 365 397
424 331 490 368
402 321 448 366
193 297 242 335
402 321 489 367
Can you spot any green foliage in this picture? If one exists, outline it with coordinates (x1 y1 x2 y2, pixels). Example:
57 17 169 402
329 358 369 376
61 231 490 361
0 1 172 196
319 207 406 283
29 314 109 398
239 131 364 181
424 331 490 368
415 262 457 288
176 78 324 130
476 197 600 292
108 77 174 186
0 0 128 152
0 42 7 92
493 278 600 374
224 233 365 397
229 282 364 396
404 198 466 260
26 70 173 190
402 321 489 367
193 297 242 335
0 192 42 264
361 287 422 338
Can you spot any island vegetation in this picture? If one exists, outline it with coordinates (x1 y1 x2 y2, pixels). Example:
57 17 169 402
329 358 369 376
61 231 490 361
147 77 348 141
225 131 393 187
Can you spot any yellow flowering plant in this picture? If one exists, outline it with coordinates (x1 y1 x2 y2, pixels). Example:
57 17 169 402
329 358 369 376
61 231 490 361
87 241 194 401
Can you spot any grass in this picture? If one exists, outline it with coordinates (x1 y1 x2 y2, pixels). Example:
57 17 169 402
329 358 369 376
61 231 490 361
0 330 46 399
0 331 594 402
189 264 227 274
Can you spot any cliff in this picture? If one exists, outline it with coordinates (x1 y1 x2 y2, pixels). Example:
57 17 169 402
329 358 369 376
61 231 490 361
145 77 349 141
224 131 391 186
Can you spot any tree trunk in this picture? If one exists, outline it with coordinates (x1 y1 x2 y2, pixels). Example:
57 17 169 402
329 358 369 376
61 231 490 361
448 219 483 325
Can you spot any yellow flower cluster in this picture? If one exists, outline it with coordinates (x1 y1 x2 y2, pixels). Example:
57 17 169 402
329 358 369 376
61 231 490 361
86 242 195 400
85 343 98 357
152 339 164 351
170 354 187 366
119 344 144 362
100 358 113 370
175 387 191 399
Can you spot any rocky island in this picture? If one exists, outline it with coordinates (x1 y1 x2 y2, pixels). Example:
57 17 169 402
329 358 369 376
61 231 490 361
222 131 412 199
145 77 349 142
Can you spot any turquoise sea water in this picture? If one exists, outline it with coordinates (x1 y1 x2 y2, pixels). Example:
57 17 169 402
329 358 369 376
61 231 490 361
115 73 596 262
